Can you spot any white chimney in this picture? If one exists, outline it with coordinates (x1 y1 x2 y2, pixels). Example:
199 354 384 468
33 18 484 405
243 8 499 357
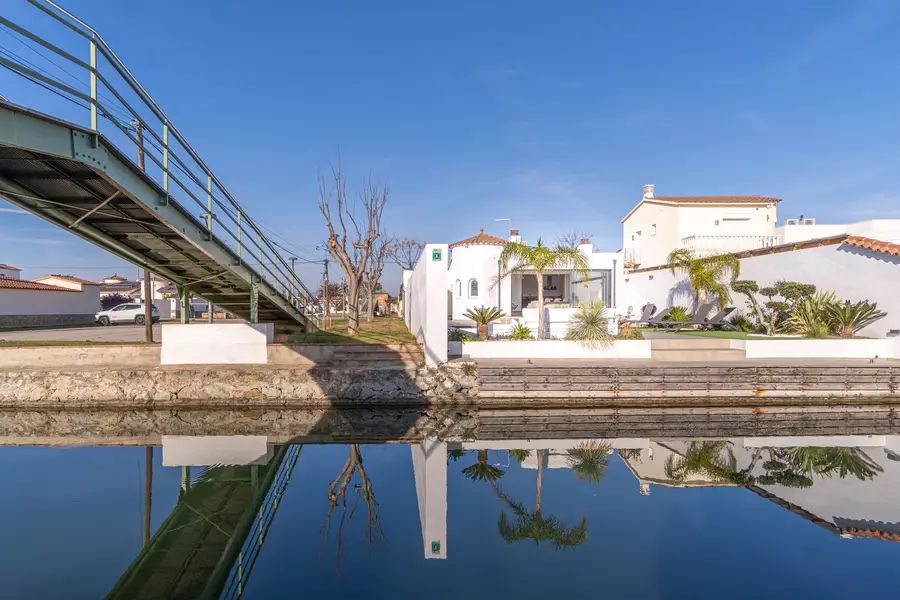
643 184 654 199
577 237 593 254
509 229 521 244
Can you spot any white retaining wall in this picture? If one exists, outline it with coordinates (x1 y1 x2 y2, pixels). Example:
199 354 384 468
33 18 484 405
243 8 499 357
621 242 900 337
740 338 900 359
0 286 100 315
160 323 274 365
462 339 651 360
403 244 449 366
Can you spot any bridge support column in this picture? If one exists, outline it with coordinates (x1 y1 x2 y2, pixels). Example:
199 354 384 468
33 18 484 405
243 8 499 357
250 278 259 324
177 285 191 324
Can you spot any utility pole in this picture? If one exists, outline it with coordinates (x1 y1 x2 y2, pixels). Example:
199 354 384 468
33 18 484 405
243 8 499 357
289 257 297 304
133 119 153 343
323 258 330 329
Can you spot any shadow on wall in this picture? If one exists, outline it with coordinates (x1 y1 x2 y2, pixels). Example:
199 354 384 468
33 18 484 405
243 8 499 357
667 278 697 311
839 243 900 267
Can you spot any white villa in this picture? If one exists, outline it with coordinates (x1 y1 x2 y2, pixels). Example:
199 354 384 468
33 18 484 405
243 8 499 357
446 228 622 336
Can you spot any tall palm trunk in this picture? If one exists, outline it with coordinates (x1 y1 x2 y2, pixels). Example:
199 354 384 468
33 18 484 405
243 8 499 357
535 448 547 514
536 272 546 340
477 449 488 466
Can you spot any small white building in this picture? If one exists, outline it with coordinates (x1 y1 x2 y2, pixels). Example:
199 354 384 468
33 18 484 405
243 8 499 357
446 228 623 336
622 184 781 269
0 271 101 327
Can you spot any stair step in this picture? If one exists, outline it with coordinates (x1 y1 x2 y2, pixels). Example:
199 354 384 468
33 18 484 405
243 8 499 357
651 349 746 362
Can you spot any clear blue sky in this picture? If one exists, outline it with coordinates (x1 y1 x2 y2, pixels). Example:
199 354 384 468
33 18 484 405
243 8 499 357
2 0 900 292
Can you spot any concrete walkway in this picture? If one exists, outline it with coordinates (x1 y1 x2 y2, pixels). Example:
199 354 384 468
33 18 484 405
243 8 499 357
0 324 162 342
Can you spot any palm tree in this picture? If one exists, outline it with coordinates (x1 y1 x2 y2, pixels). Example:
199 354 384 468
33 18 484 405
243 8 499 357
785 447 883 481
509 449 531 463
825 300 887 338
463 306 506 340
666 249 740 310
461 449 505 483
497 238 590 339
492 449 588 549
663 441 761 485
566 441 612 484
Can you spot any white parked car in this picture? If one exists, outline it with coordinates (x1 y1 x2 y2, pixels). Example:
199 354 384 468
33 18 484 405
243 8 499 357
95 303 159 326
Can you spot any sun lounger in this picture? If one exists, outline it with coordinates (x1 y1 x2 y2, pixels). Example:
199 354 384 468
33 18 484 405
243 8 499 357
663 303 716 332
699 306 737 330
644 307 672 328
626 303 657 325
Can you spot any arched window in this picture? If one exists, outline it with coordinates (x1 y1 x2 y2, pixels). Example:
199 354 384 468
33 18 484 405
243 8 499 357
455 279 462 298
469 278 479 298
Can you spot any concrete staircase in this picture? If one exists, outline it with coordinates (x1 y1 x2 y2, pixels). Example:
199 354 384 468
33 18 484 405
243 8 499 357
331 344 425 368
650 337 746 362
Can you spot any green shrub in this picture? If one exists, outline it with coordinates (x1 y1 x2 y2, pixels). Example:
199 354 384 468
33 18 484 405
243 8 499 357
566 301 613 347
783 291 837 336
805 323 830 339
826 300 887 338
665 306 691 322
616 327 644 340
509 323 534 340
448 328 474 342
727 310 757 333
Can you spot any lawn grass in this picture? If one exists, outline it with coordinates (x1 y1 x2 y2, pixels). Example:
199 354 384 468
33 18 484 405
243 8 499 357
638 328 804 340
286 315 416 345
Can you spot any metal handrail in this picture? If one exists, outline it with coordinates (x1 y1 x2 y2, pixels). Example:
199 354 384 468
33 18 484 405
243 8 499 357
2 1 320 316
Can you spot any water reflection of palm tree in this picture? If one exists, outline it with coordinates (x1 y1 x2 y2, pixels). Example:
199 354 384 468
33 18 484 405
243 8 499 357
664 441 762 485
566 442 612 484
462 449 505 483
782 447 883 481
492 449 588 549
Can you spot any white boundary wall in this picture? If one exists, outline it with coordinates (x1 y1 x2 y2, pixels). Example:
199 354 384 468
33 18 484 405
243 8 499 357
403 244 448 366
740 338 900 359
161 322 273 365
462 339 651 360
411 439 447 559
621 242 900 337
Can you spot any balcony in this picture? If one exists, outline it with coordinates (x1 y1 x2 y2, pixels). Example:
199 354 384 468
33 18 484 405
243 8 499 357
680 234 780 257
623 247 641 267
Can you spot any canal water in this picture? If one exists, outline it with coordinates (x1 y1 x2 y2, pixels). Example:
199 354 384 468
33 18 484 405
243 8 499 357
1 422 899 599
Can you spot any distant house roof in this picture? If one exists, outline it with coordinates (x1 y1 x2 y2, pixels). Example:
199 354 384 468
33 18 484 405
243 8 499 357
104 273 127 282
449 228 508 249
0 275 78 292
652 195 782 204
622 195 781 222
100 285 139 295
33 274 101 286
0 263 21 271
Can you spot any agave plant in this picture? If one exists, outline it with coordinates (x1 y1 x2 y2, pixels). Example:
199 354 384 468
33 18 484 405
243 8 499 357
665 306 691 323
463 306 506 340
825 300 887 338
509 323 534 340
783 291 837 336
566 301 613 347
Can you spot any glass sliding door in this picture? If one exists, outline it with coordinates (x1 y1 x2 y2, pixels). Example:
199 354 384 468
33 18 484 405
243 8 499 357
570 270 612 306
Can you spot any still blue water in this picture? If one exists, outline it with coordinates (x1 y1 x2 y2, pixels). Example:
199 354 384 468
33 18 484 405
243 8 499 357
1 441 899 599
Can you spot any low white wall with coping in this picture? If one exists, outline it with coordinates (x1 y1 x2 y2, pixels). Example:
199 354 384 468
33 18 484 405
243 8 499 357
462 339 651 360
161 322 273 365
404 244 448 366
741 338 900 359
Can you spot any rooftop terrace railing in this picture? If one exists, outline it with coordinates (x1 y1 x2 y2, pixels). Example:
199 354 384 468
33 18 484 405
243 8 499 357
0 1 320 318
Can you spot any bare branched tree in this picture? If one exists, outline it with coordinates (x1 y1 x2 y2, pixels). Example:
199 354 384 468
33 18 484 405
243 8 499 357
318 155 389 336
363 235 394 321
388 237 425 271
320 444 385 583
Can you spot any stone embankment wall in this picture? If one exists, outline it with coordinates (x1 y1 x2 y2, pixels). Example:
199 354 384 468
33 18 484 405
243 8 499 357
0 363 480 409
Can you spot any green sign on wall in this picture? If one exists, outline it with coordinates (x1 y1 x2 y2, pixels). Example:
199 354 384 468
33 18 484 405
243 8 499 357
431 541 441 554
432 249 442 261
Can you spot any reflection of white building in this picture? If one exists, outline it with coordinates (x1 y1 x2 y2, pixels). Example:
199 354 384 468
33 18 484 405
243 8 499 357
412 435 900 560
446 228 623 335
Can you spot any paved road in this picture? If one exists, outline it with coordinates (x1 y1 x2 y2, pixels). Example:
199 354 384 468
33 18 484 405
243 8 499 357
0 324 163 342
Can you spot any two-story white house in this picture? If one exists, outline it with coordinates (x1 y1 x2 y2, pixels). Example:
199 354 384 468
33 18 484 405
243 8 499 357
622 184 781 268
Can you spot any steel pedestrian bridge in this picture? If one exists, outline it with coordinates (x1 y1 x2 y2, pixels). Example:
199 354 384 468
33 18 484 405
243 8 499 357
0 1 319 328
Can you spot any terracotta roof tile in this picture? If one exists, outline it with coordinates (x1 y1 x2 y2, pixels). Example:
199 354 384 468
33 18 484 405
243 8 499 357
652 195 782 204
0 263 21 271
449 228 508 249
33 274 101 286
104 274 127 282
844 235 900 256
0 275 78 292
841 528 900 542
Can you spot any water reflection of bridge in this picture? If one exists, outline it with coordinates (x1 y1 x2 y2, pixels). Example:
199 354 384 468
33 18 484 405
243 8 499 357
106 444 301 600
